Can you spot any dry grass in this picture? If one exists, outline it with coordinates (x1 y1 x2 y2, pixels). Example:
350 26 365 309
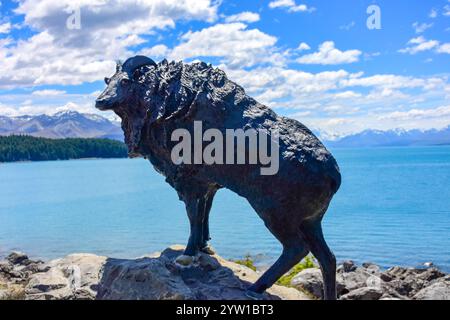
0 280 26 300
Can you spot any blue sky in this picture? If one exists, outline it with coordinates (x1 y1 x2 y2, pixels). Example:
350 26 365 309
0 0 449 136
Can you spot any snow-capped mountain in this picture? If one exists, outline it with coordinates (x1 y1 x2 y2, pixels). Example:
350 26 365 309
2 111 449 147
0 111 124 141
324 127 450 148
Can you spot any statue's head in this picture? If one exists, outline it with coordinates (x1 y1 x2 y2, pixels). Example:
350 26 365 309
95 55 157 111
95 55 157 156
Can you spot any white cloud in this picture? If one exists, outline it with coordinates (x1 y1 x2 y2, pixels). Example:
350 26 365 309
304 117 356 137
32 89 67 96
169 23 281 68
225 11 260 23
305 108 450 137
333 91 362 99
53 102 97 115
363 52 381 60
0 103 19 117
268 0 314 13
296 41 362 65
339 21 355 31
429 8 438 18
340 73 443 90
399 36 450 55
239 67 349 94
291 110 311 118
221 64 449 135
399 36 439 54
323 105 359 115
379 105 450 121
297 42 310 51
139 44 170 59
0 22 11 34
366 88 409 101
437 43 450 54
222 63 448 118
445 5 450 16
0 0 219 88
412 22 433 34
0 89 115 118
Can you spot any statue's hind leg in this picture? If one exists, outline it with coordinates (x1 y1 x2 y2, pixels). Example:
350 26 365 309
301 221 336 300
247 244 308 296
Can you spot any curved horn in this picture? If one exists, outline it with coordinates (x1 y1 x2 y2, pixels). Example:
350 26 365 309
122 56 157 75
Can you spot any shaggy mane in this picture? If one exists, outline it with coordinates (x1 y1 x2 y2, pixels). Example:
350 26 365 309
138 60 254 120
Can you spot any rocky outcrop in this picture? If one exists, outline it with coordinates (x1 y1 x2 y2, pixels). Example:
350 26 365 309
0 252 46 300
291 260 449 300
22 246 307 300
1 250 448 301
25 254 106 300
412 277 450 300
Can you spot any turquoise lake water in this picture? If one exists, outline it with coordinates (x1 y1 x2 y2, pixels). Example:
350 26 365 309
0 146 449 271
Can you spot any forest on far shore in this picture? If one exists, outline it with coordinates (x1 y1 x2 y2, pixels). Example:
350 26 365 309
0 135 128 162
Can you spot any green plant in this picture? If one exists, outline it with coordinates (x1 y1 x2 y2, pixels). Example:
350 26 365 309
276 255 317 287
233 254 257 271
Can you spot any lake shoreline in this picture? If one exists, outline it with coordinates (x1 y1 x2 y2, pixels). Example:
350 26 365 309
3 142 450 164
0 156 127 164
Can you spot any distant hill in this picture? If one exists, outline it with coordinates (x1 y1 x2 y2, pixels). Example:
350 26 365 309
2 111 449 149
325 126 450 148
0 111 124 141
0 135 128 162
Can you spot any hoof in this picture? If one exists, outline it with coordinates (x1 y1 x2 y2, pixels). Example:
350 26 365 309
200 246 215 255
175 254 195 266
245 290 265 300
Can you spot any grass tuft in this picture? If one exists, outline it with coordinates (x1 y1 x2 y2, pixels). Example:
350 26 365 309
276 255 317 287
233 254 257 271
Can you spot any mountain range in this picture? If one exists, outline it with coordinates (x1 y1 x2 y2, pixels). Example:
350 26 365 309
0 111 450 147
324 127 450 148
0 111 123 141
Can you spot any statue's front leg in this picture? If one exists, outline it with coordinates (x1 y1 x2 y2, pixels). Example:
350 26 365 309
184 196 205 256
199 190 217 255
175 195 206 266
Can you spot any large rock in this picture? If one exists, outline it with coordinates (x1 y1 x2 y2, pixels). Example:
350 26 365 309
0 289 8 300
291 268 324 299
383 266 446 297
340 287 383 300
291 265 370 299
25 246 308 300
0 260 13 274
290 262 449 300
338 267 374 292
341 260 357 273
6 252 29 265
413 278 450 300
26 254 106 300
